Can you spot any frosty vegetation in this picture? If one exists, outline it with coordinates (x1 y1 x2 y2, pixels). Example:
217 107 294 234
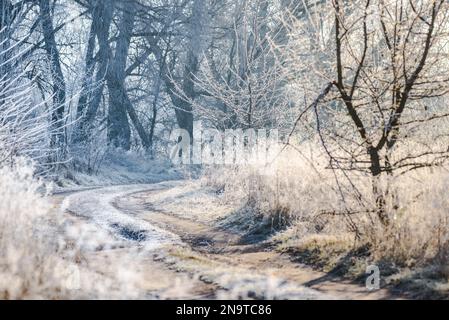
1 0 449 299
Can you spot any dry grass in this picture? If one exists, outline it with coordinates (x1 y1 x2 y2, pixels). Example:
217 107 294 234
0 159 66 299
202 142 449 294
0 160 144 299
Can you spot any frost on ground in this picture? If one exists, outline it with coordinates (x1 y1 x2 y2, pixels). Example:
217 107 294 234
0 158 361 300
62 182 332 300
142 180 239 224
0 160 200 299
61 183 184 251
52 151 184 192
0 156 366 300
0 161 60 299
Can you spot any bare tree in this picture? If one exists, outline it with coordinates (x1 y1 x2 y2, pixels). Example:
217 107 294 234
190 0 291 131
73 0 114 145
162 0 206 138
0 18 62 173
281 0 449 226
38 0 67 161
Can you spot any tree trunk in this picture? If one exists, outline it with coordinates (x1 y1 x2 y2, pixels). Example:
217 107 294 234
124 92 151 151
106 3 135 150
173 54 197 137
0 0 15 106
369 146 389 226
166 0 205 138
73 0 114 144
148 75 162 157
39 0 67 160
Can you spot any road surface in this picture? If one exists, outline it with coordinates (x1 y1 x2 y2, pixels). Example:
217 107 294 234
55 181 393 300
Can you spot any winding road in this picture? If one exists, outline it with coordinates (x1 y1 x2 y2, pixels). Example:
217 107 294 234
54 181 394 300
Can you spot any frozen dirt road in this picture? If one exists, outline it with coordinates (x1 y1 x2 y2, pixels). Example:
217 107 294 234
56 182 393 300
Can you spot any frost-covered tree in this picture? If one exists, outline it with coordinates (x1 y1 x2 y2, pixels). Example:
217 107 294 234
281 0 449 226
0 12 62 172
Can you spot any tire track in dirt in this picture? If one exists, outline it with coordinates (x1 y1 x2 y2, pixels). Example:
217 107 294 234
53 183 218 299
114 185 398 300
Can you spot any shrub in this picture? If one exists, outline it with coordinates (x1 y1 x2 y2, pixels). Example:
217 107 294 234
0 159 65 299
203 142 449 271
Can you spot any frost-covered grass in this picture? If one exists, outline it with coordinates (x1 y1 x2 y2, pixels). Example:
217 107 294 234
54 150 183 192
0 160 149 299
165 246 330 300
202 143 449 297
0 160 67 299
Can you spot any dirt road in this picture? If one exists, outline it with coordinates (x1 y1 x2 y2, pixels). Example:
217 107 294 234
55 182 395 300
